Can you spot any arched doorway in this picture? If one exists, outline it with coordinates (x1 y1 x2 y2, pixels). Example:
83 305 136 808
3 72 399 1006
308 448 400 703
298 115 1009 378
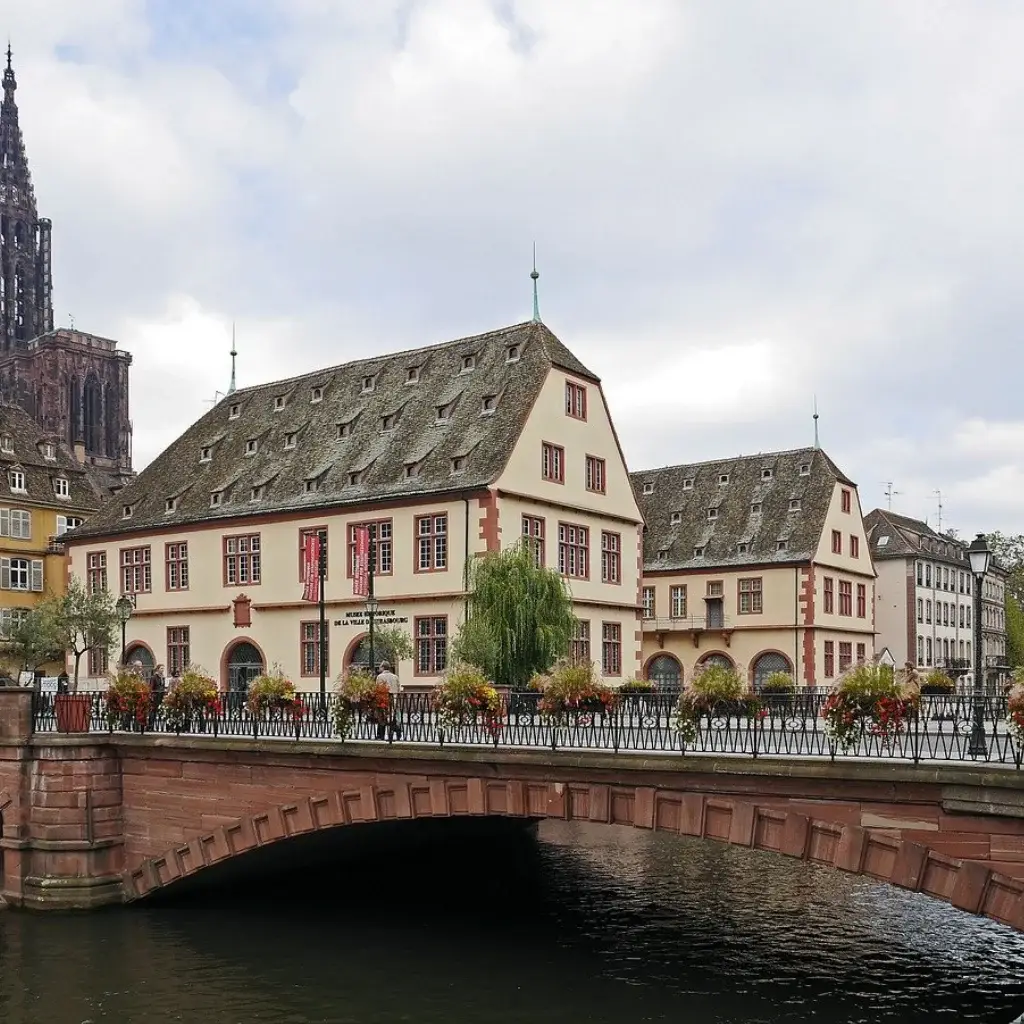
227 642 264 693
646 654 682 690
752 651 793 690
697 652 733 672
347 634 398 674
123 645 154 674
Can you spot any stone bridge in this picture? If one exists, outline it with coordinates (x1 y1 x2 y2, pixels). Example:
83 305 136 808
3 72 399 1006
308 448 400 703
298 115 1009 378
3 688 1024 931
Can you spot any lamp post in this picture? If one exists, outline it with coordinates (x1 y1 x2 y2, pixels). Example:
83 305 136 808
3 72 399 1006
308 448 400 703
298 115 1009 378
967 533 991 757
115 594 134 666
366 593 379 676
317 532 327 699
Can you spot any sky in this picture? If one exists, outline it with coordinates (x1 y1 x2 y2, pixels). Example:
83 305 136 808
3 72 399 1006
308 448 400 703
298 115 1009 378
4 0 1024 535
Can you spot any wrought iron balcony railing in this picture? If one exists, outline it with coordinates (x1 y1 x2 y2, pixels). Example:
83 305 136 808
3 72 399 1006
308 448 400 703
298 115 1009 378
641 615 734 632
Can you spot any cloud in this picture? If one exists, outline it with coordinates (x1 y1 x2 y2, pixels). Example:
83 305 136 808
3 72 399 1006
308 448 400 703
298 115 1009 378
5 0 1024 536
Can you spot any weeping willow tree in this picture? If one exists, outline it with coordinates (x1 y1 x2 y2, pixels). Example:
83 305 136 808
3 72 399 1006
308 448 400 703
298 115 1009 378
452 542 577 689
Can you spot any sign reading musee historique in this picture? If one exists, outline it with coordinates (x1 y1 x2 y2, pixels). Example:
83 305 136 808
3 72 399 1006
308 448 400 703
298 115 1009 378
333 609 409 627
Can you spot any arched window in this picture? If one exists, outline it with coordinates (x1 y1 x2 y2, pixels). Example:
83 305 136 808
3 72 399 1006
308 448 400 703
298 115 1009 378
348 634 399 674
646 654 682 690
227 642 264 693
752 652 793 690
698 652 733 671
83 375 102 454
123 645 154 674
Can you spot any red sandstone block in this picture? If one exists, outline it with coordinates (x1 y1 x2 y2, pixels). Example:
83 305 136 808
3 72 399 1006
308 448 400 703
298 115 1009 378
938 812 1024 835
991 836 1024 861
984 860 1024 880
588 785 611 824
466 778 486 815
780 814 811 858
951 861 992 913
33 791 83 810
633 788 656 829
890 842 929 891
545 783 568 821
429 779 448 816
679 794 705 836
729 803 756 847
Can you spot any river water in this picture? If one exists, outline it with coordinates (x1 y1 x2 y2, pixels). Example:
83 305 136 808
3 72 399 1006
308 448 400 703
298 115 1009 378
2 819 1024 1024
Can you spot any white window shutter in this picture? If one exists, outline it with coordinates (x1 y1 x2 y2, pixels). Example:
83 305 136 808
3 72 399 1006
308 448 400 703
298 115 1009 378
22 511 31 539
30 559 43 592
0 558 10 590
0 508 8 538
56 515 67 536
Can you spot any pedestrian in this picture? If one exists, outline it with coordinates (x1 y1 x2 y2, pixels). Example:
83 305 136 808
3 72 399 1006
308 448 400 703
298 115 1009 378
375 660 402 740
148 663 166 729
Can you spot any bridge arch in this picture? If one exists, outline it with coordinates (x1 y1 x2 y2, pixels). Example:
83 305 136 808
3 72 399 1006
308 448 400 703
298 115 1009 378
125 777 1024 932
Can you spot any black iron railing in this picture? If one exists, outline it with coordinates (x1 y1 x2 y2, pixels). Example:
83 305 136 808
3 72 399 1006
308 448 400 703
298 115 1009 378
31 691 1023 768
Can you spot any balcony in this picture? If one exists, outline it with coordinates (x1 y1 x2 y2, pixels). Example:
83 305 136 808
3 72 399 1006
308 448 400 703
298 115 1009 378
642 615 735 648
46 536 66 555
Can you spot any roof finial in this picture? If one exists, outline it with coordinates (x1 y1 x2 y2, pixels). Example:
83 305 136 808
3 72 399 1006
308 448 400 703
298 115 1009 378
6 42 12 72
530 242 541 323
228 321 237 395
812 395 820 449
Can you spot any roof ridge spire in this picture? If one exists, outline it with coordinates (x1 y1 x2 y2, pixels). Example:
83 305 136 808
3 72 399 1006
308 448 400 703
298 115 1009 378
530 242 541 323
228 322 237 395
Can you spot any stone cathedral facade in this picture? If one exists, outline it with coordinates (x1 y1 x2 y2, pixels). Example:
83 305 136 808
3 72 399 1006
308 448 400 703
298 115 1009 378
0 48 132 490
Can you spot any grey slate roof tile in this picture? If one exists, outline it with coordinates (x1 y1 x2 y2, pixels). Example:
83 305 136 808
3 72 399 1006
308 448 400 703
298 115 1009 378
865 508 969 567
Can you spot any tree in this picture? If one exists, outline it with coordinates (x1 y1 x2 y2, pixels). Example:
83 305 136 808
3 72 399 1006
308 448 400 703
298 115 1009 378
46 578 120 690
984 532 1024 606
451 542 577 690
1008 595 1024 669
1 603 64 676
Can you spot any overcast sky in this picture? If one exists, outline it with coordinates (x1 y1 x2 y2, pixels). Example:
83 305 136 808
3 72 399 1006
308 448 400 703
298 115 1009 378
5 0 1024 535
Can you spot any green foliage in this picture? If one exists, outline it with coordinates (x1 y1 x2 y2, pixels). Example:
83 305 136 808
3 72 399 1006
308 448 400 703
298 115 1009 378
760 672 796 695
1007 595 1024 669
537 661 615 716
433 663 503 733
453 542 577 690
247 669 303 717
690 663 747 704
2 602 64 673
163 667 219 730
370 626 414 665
985 532 1024 606
105 668 151 729
43 578 120 690
920 669 954 695
618 679 656 694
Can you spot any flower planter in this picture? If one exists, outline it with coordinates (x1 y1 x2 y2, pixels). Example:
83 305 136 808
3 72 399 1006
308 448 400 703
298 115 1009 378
54 693 92 733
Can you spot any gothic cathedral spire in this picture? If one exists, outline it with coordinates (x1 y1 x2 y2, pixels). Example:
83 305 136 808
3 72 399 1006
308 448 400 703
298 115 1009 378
0 45 53 349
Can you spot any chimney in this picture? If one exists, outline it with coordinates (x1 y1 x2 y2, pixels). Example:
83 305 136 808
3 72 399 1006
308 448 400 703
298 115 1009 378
73 439 86 464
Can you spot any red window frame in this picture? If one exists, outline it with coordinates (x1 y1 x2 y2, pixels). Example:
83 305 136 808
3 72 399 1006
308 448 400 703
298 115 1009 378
299 620 328 677
565 381 587 420
542 442 565 484
298 527 328 581
841 489 851 513
856 642 866 664
831 530 842 554
856 583 866 618
167 626 190 677
737 577 763 614
585 455 606 494
824 640 835 678
823 576 834 614
601 622 621 676
414 513 448 573
120 546 152 594
600 531 621 584
838 641 853 672
86 551 107 594
522 515 545 566
850 535 860 559
641 586 655 619
414 616 448 676
165 542 189 592
558 522 589 579
571 620 591 665
839 580 853 616
223 534 261 587
346 519 393 577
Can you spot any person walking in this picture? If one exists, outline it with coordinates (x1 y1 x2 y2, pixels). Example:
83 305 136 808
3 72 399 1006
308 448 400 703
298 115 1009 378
375 660 402 740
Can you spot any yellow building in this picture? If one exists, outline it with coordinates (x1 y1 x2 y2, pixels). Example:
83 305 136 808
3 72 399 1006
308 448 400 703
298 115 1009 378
632 448 876 689
0 406 101 676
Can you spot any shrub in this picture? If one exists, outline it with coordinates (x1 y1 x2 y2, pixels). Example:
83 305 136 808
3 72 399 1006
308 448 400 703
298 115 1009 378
1006 684 1024 746
618 679 657 695
690 662 746 705
673 663 757 744
433 663 503 735
821 664 918 750
105 668 151 729
760 672 796 695
332 667 390 737
163 667 220 730
537 661 615 716
920 670 954 695
247 670 304 718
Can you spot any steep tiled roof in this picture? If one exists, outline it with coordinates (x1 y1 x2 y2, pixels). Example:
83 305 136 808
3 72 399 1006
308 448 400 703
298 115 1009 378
631 447 850 571
0 404 102 512
74 322 598 538
864 509 968 568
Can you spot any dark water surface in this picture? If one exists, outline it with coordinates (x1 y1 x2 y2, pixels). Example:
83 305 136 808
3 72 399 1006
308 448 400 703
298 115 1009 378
3 819 1024 1024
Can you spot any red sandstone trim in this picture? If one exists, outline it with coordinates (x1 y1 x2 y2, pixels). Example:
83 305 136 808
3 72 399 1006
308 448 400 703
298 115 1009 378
478 490 500 553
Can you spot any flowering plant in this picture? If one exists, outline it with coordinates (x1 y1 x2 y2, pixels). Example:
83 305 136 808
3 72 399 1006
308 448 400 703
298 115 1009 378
821 664 919 750
105 668 152 729
1005 685 1024 746
163 667 221 731
331 668 391 737
433 663 503 736
247 670 305 718
673 662 755 744
536 662 615 718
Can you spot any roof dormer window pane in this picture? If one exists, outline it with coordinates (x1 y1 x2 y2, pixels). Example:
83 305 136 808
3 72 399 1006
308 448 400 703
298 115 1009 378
682 478 693 490
506 344 520 363
0 435 13 453
461 354 476 373
122 504 133 519
481 395 496 415
451 457 465 474
799 463 811 476
210 492 222 507
361 375 375 394
789 498 801 511
250 486 264 502
719 474 730 485
751 502 762 514
284 432 297 450
670 511 682 525
53 478 69 499
200 447 212 463
693 546 704 557
707 508 718 520
337 421 353 439
406 366 420 384
310 387 323 403
274 396 286 412
347 471 361 486
382 413 396 431
643 482 654 495
228 403 240 419
245 439 258 455
165 498 176 513
9 470 25 493
761 468 773 480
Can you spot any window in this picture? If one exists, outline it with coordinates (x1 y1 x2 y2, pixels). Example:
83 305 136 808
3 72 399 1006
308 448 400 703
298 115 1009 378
850 535 859 558
831 530 842 555
670 511 682 525
223 534 261 586
642 482 655 495
641 586 655 619
917 598 923 623
719 474 730 486
300 622 327 677
751 502 762 514
707 507 719 521
571 620 590 665
877 535 889 547
761 468 773 480
245 439 258 455
738 578 762 614
166 542 189 591
799 463 810 476
88 645 109 678
959 605 965 628
0 558 42 591
382 413 397 431
542 442 565 483
856 642 866 664
53 477 69 499
841 489 851 513
925 564 931 587
229 403 240 419
338 421 354 439
406 366 420 384
284 432 297 450
311 386 323 403
707 581 723 597
522 515 545 566
737 543 749 555
657 548 669 559
777 540 788 552
274 395 286 411
558 523 589 578
210 492 222 508
824 640 835 678
670 585 687 619
200 447 212 463
602 622 621 676
682 478 694 490
693 546 705 558
585 455 606 493
789 498 801 511
121 547 152 594
416 514 448 571
838 642 853 672
415 616 448 674
916 562 923 585
347 472 361 487
966 641 971 661
87 552 107 594
943 602 949 627
565 381 587 419
926 637 933 666
856 583 866 618
601 531 621 584
251 485 265 501
461 354 476 373
167 627 190 677
348 520 393 576
0 434 12 453
436 403 452 423
404 462 422 479
55 515 82 535
0 508 31 539
824 577 834 614
839 581 852 616
0 607 28 639
362 375 376 393
918 636 925 664
926 600 932 624
8 470 25 493
506 344 521 363
165 498 177 514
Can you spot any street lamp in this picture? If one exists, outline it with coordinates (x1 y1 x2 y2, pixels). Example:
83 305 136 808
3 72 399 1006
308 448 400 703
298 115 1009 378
115 594 134 666
967 533 991 757
366 593 379 675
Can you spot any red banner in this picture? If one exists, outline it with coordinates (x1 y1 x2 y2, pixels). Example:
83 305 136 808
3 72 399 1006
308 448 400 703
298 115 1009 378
353 525 370 597
301 533 321 603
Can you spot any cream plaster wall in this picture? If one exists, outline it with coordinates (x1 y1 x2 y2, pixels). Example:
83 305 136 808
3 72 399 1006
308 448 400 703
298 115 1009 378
813 482 874 576
873 558 911 666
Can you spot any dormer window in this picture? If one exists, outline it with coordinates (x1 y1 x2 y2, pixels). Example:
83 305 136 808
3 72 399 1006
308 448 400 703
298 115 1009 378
761 468 773 480
347 471 361 487
738 543 749 555
337 420 353 439
789 498 801 511
0 434 13 454
250 485 264 502
42 442 56 461
461 354 476 373
670 511 682 525
693 546 705 558
53 477 70 499
643 482 655 495
8 470 25 493
451 456 466 474
481 395 497 415
361 375 376 394
506 344 521 363
436 403 453 423
657 548 669 560
200 446 212 463
122 504 133 519
799 463 811 476
707 508 718 521
245 439 258 456
777 540 788 552
210 492 223 508
310 386 323 404
304 478 320 494
165 497 177 514
382 413 397 432
406 366 421 384
405 461 422 479
682 478 694 490
751 502 762 514
284 432 297 450
718 473 730 486
274 396 286 412
228 403 241 419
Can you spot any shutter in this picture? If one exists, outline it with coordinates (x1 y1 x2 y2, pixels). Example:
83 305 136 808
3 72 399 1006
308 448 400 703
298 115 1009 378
30 559 43 592
0 608 9 637
56 515 67 536
0 508 8 538
0 557 9 590
22 510 31 540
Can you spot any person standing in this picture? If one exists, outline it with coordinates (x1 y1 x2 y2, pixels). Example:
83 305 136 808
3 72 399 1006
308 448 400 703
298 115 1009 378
148 664 166 730
375 660 402 740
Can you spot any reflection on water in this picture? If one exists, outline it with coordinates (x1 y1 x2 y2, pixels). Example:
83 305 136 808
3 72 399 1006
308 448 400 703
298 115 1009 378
2 819 1024 1023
